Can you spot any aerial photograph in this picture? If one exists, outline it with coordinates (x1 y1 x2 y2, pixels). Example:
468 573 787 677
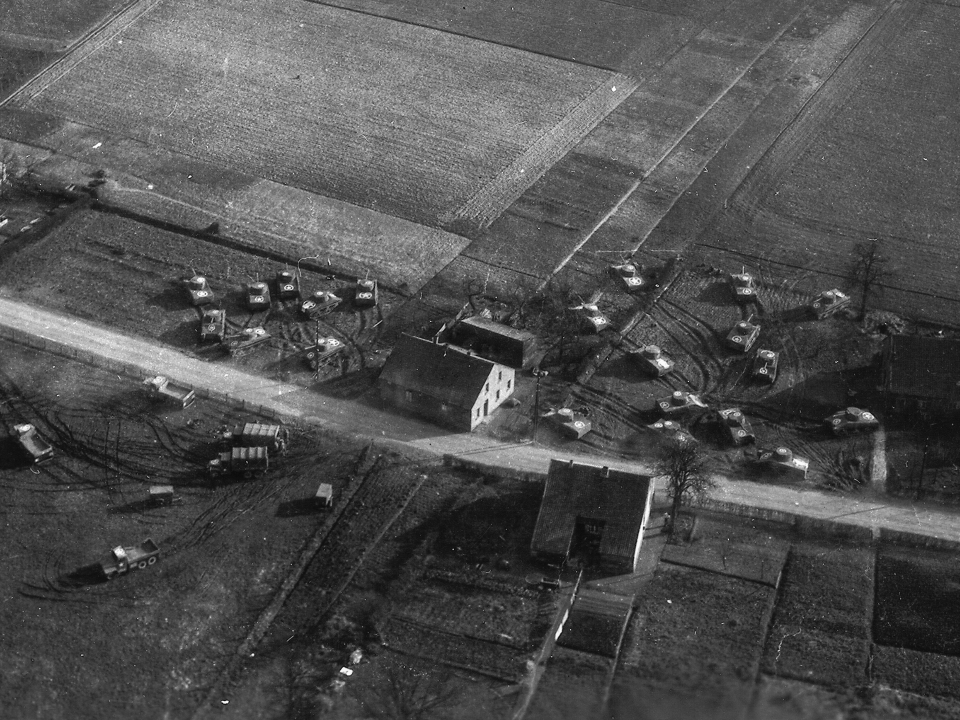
1 0 959 718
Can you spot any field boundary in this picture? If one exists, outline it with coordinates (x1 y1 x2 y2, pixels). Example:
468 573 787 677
440 74 640 234
1 0 163 109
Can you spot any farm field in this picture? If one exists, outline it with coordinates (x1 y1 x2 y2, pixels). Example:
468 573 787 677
0 339 367 719
690 0 960 326
10 0 629 231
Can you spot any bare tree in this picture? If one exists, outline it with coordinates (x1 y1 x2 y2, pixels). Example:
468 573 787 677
363 660 459 720
847 239 894 319
657 437 714 532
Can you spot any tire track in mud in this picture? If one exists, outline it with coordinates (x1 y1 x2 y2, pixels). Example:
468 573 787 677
651 298 725 394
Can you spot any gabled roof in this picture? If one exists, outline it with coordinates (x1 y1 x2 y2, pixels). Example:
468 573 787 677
378 334 501 409
460 315 535 343
532 459 653 562
885 335 960 400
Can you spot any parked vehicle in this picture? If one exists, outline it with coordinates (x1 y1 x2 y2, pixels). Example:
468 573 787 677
725 318 760 353
656 390 708 418
757 447 809 479
751 349 779 383
572 302 610 333
184 275 215 306
221 422 288 455
630 345 674 377
199 308 226 343
221 327 270 357
147 485 179 506
541 408 592 439
314 483 334 509
716 408 755 446
208 446 270 478
729 271 758 304
246 281 271 311
826 407 879 435
305 337 345 371
609 262 645 292
100 538 159 579
12 423 54 464
647 419 696 445
355 278 378 308
275 270 301 301
301 290 342 318
810 289 851 319
143 375 196 408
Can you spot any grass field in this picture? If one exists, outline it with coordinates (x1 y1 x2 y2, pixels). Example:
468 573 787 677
13 0 624 230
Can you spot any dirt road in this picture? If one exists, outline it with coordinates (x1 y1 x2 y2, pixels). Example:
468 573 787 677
1 295 959 543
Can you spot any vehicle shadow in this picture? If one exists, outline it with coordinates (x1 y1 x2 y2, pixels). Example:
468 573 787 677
58 563 109 588
276 497 329 518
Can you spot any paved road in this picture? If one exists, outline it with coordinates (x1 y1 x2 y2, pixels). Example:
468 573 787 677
2 295 959 543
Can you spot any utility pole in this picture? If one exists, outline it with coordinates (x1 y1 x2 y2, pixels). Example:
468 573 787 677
532 368 547 443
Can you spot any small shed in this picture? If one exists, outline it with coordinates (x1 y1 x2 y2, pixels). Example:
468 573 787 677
882 335 960 415
531 459 655 575
378 334 515 431
452 315 538 369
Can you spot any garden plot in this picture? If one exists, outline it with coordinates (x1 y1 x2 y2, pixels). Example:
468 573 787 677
13 0 624 230
613 563 775 718
761 541 873 687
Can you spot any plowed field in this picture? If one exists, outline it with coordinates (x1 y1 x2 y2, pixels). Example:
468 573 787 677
12 0 621 229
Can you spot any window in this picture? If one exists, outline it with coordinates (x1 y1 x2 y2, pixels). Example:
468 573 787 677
496 390 500 400
485 383 489 393
405 390 414 402
498 371 502 381
507 379 511 390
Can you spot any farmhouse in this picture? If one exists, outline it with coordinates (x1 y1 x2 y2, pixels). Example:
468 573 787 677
531 459 655 575
882 335 960 415
378 334 515 431
452 315 538 369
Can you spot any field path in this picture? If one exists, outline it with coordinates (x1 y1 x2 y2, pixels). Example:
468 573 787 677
2 297 960 547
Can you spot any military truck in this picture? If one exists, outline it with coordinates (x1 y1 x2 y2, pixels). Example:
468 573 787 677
100 539 159 579
184 275 215 306
12 423 54 464
246 281 271 311
573 302 611 333
208 446 270 479
541 408 592 439
199 308 226 343
275 270 301 301
647 419 696 445
143 375 196 408
221 327 270 357
221 422 288 455
301 290 342 318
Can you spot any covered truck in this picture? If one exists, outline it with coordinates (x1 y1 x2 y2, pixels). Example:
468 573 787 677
208 446 270 479
143 375 196 408
12 423 54 464
221 422 288 455
100 538 159 579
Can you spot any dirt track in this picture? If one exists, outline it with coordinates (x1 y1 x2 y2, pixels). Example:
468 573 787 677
2 295 959 545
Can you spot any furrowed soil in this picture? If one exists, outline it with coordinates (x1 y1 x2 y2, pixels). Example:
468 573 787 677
0 339 368 718
692 0 960 326
10 0 619 229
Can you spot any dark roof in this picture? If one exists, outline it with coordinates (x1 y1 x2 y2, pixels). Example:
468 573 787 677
460 315 535 343
531 459 653 562
558 588 633 657
885 335 960 400
378 334 500 409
